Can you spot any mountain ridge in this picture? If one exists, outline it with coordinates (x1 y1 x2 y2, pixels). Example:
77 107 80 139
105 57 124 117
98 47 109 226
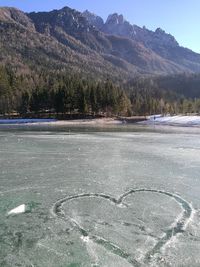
0 5 200 79
83 10 200 72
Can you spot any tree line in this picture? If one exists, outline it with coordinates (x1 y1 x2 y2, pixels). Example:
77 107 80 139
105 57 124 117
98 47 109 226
0 67 131 116
126 77 200 115
1 66 200 117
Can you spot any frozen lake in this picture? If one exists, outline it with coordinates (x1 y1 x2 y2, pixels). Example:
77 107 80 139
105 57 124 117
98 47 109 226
1 124 200 267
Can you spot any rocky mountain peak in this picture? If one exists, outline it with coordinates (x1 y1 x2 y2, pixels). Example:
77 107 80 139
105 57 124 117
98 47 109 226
155 27 165 34
102 13 135 37
154 27 179 47
28 6 94 37
82 9 104 29
106 13 125 25
83 10 179 48
102 13 179 49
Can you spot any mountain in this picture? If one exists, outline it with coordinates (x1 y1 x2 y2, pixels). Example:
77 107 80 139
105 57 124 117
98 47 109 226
83 11 200 73
28 7 195 75
0 7 134 80
1 6 200 80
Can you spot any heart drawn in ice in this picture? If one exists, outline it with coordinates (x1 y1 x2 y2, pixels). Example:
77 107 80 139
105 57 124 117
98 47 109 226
52 189 193 266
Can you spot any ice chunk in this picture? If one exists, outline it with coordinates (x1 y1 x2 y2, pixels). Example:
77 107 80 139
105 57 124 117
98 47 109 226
8 204 26 215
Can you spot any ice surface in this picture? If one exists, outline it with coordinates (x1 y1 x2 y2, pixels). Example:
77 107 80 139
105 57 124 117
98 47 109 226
1 124 200 266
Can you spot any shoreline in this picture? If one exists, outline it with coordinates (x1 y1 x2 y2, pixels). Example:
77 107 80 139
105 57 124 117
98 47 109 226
0 117 146 125
0 115 200 127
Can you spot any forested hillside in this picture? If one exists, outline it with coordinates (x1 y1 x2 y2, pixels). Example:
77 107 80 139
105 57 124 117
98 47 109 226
1 66 200 117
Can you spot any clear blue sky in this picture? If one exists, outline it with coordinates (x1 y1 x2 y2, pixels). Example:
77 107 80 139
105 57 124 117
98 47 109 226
1 0 200 53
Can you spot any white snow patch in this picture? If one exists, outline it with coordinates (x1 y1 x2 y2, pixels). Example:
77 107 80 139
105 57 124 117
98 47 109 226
7 204 26 215
142 115 200 126
80 235 90 243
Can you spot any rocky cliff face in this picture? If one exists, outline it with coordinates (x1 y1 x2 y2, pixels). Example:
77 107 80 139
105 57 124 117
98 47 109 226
103 13 179 47
82 10 104 30
83 12 178 48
